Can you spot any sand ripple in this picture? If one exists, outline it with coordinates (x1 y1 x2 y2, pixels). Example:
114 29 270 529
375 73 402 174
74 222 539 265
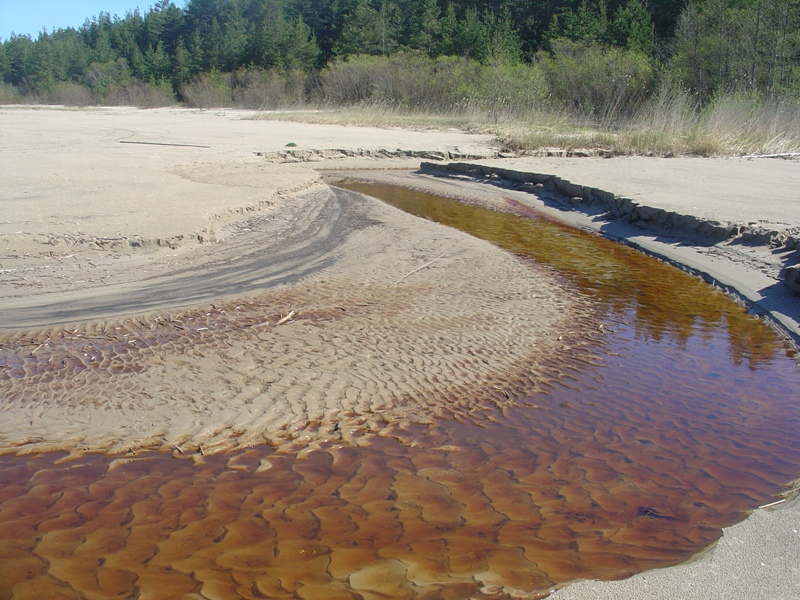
0 187 579 456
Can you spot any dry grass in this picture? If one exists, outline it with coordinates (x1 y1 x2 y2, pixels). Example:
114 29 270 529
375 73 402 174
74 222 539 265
247 103 496 133
247 87 800 158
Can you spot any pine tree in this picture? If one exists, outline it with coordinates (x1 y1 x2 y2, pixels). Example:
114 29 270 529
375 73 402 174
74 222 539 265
4 35 35 89
436 3 460 56
547 0 608 47
336 0 385 56
455 8 488 60
609 0 655 54
283 15 321 69
0 40 7 81
407 0 441 54
172 38 191 84
483 9 523 64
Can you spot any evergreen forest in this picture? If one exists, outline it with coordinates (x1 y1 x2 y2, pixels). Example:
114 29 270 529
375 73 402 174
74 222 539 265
2 0 799 154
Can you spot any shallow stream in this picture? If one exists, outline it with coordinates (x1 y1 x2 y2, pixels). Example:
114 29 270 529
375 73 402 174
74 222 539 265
2 182 800 599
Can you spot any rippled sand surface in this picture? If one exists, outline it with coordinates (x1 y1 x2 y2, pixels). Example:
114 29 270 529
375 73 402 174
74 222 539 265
4 107 800 600
2 310 799 599
0 186 576 456
3 176 800 600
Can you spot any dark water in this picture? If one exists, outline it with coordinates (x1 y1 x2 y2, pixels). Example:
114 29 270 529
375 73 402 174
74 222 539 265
2 182 799 599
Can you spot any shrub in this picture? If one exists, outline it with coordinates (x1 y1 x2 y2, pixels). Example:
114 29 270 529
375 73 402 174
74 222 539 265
537 39 655 125
47 81 93 106
180 67 311 109
82 58 132 97
103 79 176 107
475 61 549 121
316 52 548 118
0 81 21 104
228 67 308 109
180 71 233 107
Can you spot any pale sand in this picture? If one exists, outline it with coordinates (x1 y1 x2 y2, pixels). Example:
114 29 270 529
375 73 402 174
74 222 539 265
547 495 800 600
0 106 577 457
2 106 799 599
1 189 576 455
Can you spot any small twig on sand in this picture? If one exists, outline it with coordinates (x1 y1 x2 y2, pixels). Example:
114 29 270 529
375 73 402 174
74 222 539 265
741 152 800 159
120 140 211 149
758 497 788 509
277 310 296 325
393 253 445 286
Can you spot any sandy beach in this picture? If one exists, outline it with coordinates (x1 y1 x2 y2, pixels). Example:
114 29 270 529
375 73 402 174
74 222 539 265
1 105 799 599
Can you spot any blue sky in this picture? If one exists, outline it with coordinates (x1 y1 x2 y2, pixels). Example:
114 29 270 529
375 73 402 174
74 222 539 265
0 1 159 41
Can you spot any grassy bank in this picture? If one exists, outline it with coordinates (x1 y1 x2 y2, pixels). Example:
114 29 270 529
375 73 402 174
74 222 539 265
128 52 800 158
4 51 799 158
497 92 800 157
248 94 800 158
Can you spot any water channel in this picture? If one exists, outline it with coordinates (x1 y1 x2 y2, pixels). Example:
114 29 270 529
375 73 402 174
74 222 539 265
1 181 799 599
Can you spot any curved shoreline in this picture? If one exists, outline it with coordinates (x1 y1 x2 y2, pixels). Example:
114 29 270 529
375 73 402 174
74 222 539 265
321 168 800 599
329 163 800 348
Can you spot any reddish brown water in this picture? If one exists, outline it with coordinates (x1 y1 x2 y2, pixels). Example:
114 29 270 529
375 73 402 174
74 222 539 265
2 183 800 599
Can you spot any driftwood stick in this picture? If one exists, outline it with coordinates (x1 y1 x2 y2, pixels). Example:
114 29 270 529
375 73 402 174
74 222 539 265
277 311 296 325
741 152 800 159
393 253 445 286
758 497 788 509
120 140 211 149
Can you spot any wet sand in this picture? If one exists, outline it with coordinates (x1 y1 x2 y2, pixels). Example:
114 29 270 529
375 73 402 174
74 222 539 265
2 106 800 599
330 160 800 343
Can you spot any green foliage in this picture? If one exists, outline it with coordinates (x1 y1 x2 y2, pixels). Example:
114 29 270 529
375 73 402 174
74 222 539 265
181 66 308 108
538 40 656 124
335 0 401 57
318 52 475 108
671 0 800 102
3 34 35 89
547 0 655 54
476 60 549 118
283 16 321 69
432 5 523 64
452 8 489 60
548 0 609 47
248 11 320 70
608 0 656 54
316 52 546 117
648 0 691 40
482 10 524 64
0 0 795 119
83 57 132 96
180 69 233 106
0 40 6 78
406 0 441 54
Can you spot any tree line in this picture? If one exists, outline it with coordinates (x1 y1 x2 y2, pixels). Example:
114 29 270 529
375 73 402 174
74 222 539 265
0 0 798 108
